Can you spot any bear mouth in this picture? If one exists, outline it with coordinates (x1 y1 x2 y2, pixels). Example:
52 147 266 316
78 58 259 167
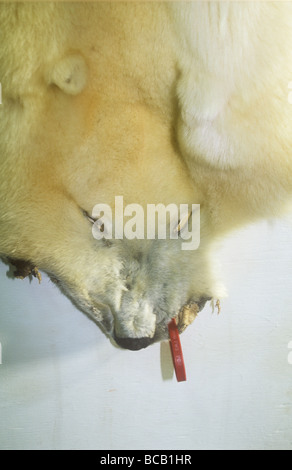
113 296 212 351
7 257 213 351
175 297 211 334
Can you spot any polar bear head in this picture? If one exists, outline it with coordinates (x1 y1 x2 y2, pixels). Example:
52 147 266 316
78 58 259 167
3 3 291 350
0 46 223 349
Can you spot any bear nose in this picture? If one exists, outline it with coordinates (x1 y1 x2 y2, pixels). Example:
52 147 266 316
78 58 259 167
114 335 153 351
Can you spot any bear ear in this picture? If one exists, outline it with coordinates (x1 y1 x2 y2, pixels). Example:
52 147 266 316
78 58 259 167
46 54 87 95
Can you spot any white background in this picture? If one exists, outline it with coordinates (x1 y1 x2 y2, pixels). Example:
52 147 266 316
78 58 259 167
1 216 292 450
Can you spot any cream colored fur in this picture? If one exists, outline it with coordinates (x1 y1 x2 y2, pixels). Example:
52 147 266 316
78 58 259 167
1 2 292 348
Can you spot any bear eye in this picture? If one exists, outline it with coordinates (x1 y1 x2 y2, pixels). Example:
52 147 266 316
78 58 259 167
82 209 96 224
82 209 112 246
174 211 192 236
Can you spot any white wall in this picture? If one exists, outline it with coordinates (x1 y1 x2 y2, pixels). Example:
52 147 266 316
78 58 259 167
1 216 292 450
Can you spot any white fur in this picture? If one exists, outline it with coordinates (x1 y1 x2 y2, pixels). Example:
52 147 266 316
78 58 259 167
1 2 292 348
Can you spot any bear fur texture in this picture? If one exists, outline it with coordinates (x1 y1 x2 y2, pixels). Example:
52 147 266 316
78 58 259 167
1 2 292 349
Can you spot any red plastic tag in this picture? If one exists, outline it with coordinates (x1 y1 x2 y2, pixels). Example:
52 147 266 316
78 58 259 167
168 318 187 382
